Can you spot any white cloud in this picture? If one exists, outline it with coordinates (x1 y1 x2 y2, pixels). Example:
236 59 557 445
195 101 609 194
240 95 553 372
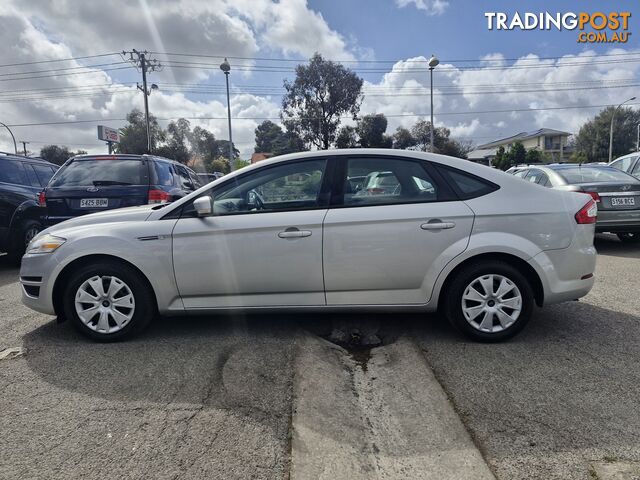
395 0 449 16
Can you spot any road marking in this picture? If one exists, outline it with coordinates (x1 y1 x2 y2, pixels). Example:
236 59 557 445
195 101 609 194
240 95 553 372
290 335 495 479
0 346 24 361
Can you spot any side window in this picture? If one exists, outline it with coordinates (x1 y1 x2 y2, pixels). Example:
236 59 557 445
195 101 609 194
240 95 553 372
436 165 499 199
152 161 176 187
524 169 542 183
537 173 551 187
25 164 41 187
175 165 194 190
0 160 28 185
187 169 202 189
513 169 528 178
632 160 640 176
32 164 56 186
343 157 440 206
206 159 326 216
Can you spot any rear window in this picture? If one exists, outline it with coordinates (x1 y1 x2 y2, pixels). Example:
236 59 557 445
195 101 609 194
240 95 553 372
32 164 56 186
50 159 145 187
436 165 499 199
554 166 636 184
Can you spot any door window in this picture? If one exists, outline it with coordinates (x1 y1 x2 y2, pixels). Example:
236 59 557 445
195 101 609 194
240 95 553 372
0 160 28 185
32 164 56 186
206 159 327 216
175 165 194 190
632 160 640 177
342 157 440 206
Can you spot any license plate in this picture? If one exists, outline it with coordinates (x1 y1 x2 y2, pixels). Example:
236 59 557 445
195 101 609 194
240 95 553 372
80 198 109 208
611 197 635 207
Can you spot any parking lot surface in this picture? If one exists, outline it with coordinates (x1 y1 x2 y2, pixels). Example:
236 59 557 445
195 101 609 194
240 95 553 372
1 234 639 479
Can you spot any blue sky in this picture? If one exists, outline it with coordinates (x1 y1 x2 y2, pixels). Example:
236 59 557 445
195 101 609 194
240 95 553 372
1 0 640 156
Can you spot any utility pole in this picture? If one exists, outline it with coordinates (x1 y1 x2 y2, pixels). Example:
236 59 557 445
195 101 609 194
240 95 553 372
123 50 162 153
20 141 29 156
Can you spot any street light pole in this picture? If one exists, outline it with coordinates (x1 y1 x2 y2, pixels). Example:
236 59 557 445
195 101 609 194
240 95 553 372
220 58 234 172
428 55 439 153
609 96 636 163
0 121 17 154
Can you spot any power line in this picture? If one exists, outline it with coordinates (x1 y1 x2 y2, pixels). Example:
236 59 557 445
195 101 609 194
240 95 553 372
5 101 639 128
0 53 121 69
0 65 133 82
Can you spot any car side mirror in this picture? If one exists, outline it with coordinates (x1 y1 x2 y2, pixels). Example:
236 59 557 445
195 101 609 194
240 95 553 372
193 196 213 217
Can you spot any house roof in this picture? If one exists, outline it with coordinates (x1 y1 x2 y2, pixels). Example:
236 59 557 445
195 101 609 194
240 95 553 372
477 128 571 149
467 148 497 160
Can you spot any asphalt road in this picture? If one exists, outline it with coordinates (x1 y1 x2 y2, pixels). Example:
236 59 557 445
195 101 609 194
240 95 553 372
1 234 639 479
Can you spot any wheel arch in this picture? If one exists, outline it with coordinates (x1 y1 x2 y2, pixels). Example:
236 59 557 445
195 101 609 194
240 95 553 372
436 252 544 311
52 254 159 318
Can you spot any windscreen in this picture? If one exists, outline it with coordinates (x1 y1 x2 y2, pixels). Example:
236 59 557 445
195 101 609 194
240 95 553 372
49 159 144 187
555 166 636 184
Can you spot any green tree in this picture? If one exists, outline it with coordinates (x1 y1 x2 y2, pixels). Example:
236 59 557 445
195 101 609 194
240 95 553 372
281 53 363 149
392 127 417 150
116 109 164 154
525 148 544 164
493 146 507 170
335 125 358 148
39 145 86 165
156 118 191 163
410 119 469 158
575 106 640 162
255 120 284 152
357 114 392 148
508 141 527 166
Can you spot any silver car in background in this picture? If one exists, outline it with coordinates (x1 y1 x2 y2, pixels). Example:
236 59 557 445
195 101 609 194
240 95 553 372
20 149 597 342
513 164 640 243
610 152 640 179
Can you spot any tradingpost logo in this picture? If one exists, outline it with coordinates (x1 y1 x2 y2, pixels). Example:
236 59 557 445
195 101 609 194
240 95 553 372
484 11 632 43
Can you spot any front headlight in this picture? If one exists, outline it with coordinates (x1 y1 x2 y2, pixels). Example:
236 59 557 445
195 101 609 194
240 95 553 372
26 234 66 255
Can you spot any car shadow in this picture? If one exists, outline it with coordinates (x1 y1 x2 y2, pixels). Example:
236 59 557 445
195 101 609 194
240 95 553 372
0 259 19 288
595 233 640 259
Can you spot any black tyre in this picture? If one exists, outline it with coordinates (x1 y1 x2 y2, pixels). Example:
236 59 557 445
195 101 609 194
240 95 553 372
5 220 42 265
617 232 640 244
63 261 155 342
443 261 535 342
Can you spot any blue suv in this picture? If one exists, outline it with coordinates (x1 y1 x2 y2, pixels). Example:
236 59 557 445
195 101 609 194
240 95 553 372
41 154 202 226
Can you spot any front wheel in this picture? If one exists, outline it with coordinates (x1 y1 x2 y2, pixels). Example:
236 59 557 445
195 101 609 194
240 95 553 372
443 261 534 342
63 262 155 341
617 232 640 244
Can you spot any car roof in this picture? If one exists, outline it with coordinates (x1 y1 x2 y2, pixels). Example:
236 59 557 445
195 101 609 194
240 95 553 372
71 153 184 165
0 151 58 167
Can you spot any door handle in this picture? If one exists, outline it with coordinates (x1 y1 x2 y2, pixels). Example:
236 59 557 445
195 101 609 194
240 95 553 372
278 228 312 238
421 221 455 230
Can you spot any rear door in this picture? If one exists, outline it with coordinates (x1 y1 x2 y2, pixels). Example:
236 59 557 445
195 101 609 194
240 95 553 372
322 155 475 306
45 157 150 221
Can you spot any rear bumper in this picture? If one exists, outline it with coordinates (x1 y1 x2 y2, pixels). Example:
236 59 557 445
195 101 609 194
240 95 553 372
595 209 640 232
529 225 597 305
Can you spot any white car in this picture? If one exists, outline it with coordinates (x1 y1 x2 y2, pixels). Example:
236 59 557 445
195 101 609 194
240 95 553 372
20 149 597 342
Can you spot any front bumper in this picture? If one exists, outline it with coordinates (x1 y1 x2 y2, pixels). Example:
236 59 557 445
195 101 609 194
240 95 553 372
19 252 60 316
596 210 640 233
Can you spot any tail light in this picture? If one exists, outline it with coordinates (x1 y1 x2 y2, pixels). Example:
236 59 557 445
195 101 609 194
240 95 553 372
575 199 597 224
580 190 600 203
148 189 170 204
37 191 46 207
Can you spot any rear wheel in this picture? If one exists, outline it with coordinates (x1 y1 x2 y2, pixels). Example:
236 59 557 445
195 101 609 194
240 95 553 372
617 232 640 244
63 262 155 341
444 261 534 342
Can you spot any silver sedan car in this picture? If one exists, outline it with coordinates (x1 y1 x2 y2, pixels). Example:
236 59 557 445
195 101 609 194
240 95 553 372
20 149 597 342
512 164 640 243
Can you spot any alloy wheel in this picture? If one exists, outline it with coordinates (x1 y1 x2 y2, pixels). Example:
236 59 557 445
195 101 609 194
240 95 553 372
74 275 135 334
461 274 522 333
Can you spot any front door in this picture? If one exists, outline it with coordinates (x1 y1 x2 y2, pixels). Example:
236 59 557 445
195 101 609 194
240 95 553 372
172 158 329 308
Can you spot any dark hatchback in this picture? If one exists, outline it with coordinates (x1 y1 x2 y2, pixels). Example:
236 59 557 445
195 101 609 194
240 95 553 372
512 164 640 242
0 152 58 261
41 154 201 226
